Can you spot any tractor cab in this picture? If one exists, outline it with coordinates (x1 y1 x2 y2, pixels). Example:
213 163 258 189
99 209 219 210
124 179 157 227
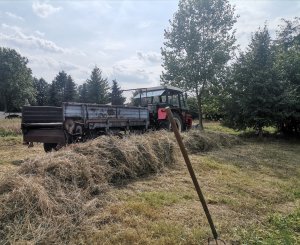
132 85 192 130
133 85 188 110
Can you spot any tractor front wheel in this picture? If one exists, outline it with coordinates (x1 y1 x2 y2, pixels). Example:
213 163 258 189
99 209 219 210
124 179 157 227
159 113 183 132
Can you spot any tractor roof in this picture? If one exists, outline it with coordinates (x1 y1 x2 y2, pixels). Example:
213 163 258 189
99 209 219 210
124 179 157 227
124 85 184 93
140 85 184 92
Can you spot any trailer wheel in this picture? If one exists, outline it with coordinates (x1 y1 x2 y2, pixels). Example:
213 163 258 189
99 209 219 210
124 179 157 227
43 143 58 153
159 113 182 132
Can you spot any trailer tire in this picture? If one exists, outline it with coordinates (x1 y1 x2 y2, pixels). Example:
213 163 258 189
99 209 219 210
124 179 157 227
159 113 182 132
43 143 58 153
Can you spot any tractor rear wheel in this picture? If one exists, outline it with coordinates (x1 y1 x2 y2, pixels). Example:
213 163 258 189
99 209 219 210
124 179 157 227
43 143 58 153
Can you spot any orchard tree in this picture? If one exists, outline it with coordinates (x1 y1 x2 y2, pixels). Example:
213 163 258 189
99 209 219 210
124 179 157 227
33 77 49 106
110 80 126 105
224 26 283 136
161 0 237 129
86 66 110 104
0 47 35 111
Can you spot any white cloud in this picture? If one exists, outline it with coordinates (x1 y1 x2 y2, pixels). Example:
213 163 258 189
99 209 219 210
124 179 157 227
5 12 24 21
231 0 300 50
35 30 45 37
27 55 90 82
32 1 62 18
103 40 126 51
69 1 112 14
137 51 161 63
107 51 162 87
1 23 67 53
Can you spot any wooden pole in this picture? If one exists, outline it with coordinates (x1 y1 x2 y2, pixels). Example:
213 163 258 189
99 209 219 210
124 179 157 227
165 107 219 241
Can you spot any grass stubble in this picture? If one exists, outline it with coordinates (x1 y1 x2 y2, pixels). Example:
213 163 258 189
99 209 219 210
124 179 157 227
0 119 299 244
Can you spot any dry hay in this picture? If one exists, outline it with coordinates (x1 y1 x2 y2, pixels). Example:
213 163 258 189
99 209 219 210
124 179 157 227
183 129 241 154
0 131 177 244
0 129 240 244
0 118 22 136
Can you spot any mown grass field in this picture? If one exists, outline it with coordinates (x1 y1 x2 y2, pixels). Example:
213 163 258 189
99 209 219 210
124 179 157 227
0 119 299 244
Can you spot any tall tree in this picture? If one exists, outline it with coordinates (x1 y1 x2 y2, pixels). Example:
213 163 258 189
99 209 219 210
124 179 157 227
224 26 283 136
274 18 300 134
110 80 126 105
78 83 89 103
161 0 237 129
86 66 109 104
48 71 77 106
33 77 49 106
64 75 77 102
0 47 35 111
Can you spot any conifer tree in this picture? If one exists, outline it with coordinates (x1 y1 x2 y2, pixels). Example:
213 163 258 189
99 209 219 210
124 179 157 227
110 80 126 105
224 26 283 136
274 18 300 134
64 75 77 102
49 71 77 106
78 83 89 103
33 77 49 106
86 66 109 104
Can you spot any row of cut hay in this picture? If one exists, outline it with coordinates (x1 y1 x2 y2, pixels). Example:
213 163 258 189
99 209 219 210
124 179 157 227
0 131 177 244
0 129 240 244
183 129 242 154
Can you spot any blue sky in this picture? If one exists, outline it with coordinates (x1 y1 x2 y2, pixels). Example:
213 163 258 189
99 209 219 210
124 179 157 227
0 0 300 91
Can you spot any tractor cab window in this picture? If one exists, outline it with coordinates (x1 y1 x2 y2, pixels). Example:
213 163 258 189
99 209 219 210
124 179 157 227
152 96 160 104
180 94 187 108
134 89 165 107
169 94 179 107
141 97 151 106
161 95 167 103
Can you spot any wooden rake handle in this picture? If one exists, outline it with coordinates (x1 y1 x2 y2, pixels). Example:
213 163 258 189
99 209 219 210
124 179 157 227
165 107 219 242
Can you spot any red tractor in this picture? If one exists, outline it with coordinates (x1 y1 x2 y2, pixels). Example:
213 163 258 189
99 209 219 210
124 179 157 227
130 85 193 131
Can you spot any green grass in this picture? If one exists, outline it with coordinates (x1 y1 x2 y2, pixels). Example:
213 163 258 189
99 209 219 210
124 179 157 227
127 191 194 208
0 118 22 137
238 209 300 244
0 120 299 244
203 121 278 136
204 121 240 135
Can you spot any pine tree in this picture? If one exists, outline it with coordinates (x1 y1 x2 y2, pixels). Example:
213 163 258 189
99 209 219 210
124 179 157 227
224 26 283 136
64 75 77 102
48 71 77 106
110 80 126 105
33 77 49 106
78 83 89 103
86 66 109 104
274 18 300 134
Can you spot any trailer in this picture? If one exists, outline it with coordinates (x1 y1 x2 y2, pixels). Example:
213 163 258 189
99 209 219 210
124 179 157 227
22 103 149 152
22 86 192 152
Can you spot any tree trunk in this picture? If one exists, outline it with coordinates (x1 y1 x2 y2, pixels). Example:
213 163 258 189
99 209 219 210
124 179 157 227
197 94 204 130
258 126 263 139
3 95 7 113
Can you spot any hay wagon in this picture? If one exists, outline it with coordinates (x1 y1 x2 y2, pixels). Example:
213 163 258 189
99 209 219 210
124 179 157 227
22 103 149 152
22 86 192 152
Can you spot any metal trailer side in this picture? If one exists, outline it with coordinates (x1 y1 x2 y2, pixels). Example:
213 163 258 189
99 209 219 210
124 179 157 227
63 102 149 132
22 106 66 144
22 103 150 146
